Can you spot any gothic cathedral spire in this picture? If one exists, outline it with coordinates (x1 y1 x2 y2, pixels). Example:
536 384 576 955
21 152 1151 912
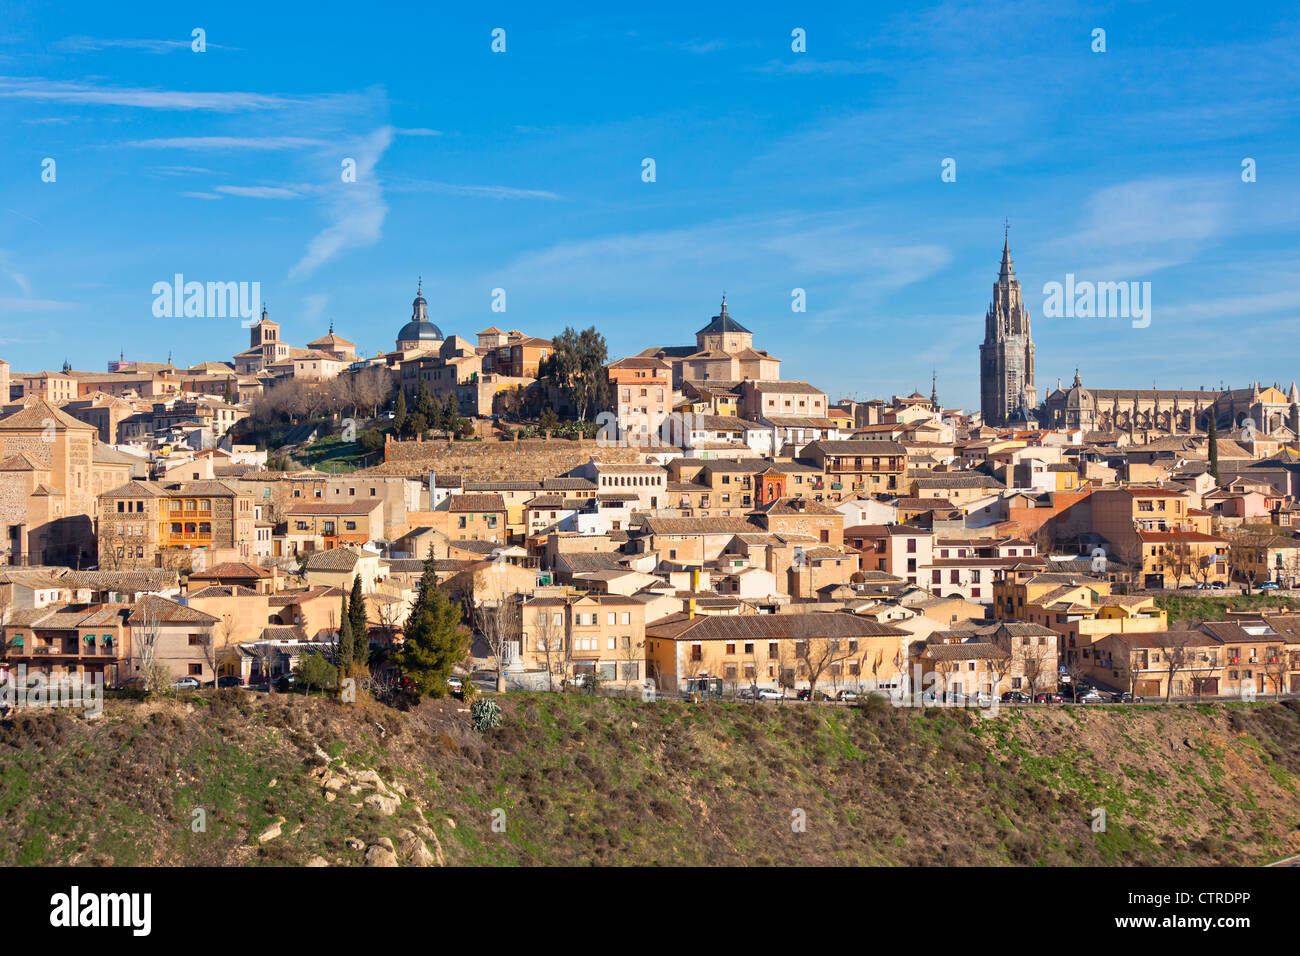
980 226 1036 425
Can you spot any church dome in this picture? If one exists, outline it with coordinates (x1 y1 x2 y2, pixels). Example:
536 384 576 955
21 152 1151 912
696 296 750 336
396 278 444 346
397 319 444 343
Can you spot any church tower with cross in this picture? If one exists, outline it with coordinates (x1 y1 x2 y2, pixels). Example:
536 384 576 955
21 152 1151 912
979 224 1037 426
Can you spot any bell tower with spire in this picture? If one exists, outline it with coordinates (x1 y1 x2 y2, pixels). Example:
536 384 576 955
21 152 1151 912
979 224 1037 425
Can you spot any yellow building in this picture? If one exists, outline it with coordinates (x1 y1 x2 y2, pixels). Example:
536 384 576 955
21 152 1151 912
645 610 908 695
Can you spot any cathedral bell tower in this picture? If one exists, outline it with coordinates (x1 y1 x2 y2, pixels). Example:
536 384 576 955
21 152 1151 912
979 225 1036 425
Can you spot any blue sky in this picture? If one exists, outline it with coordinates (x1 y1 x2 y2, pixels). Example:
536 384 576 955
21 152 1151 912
2 0 1298 411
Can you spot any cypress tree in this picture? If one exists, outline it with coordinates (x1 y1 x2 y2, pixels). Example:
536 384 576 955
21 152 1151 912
393 390 407 435
349 574 368 666
417 383 436 426
1207 415 1220 483
337 590 355 673
395 547 468 697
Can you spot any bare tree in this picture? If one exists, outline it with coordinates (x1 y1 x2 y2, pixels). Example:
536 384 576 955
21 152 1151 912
1153 630 1193 701
1021 650 1048 702
200 612 234 685
1263 644 1290 696
373 590 407 650
931 655 962 703
1222 524 1278 592
1166 540 1195 589
619 632 645 689
794 636 855 701
534 605 569 692
985 645 1015 700
132 601 171 695
473 584 520 693
1063 654 1093 702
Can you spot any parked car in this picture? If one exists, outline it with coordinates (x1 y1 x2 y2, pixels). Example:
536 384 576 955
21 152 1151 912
171 676 201 691
1111 692 1143 703
738 686 758 700
756 688 782 701
1001 691 1031 703
796 689 833 701
836 690 859 702
1034 692 1064 703
1211 581 1227 589
1076 690 1104 703
1259 581 1281 591
216 675 244 688
447 675 464 694
112 677 145 691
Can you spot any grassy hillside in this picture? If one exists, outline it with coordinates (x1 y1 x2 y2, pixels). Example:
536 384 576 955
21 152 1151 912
2 692 1299 866
1155 593 1300 627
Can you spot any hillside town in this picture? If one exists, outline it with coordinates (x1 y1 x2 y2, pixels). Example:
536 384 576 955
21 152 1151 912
3 235 1300 707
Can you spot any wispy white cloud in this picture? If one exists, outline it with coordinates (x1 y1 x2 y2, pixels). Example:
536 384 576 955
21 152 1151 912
0 77 301 111
54 36 235 54
4 208 41 225
395 127 442 137
0 297 74 312
301 294 330 322
752 59 880 75
670 38 759 54
180 192 223 200
214 185 302 199
400 181 561 200
123 136 328 150
0 251 31 294
288 126 394 281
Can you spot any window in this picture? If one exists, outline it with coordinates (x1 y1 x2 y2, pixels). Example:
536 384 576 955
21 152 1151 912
621 612 630 625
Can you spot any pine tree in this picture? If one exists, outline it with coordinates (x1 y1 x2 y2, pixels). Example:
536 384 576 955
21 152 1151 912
1207 415 1220 483
395 547 468 697
393 390 407 434
349 574 368 668
337 590 355 673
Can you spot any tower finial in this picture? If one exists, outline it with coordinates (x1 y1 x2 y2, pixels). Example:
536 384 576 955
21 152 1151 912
329 318 334 334
417 276 422 297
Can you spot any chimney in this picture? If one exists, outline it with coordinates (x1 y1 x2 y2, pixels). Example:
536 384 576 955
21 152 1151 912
688 597 697 619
